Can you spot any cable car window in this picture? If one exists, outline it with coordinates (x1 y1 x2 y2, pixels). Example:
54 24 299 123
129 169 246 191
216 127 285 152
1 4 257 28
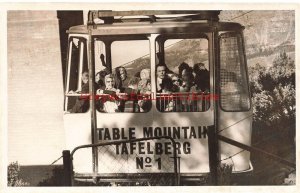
219 32 251 111
155 37 210 112
94 39 151 113
64 37 89 113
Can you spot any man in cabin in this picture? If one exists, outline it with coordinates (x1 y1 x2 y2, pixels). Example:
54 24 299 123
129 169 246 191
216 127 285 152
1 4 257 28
156 64 171 93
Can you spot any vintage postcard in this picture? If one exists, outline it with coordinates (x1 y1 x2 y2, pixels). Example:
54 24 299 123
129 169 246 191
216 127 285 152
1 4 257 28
0 2 298 193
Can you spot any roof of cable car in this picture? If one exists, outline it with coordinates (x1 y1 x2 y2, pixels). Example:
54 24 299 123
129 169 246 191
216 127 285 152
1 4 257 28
68 10 244 35
68 21 244 35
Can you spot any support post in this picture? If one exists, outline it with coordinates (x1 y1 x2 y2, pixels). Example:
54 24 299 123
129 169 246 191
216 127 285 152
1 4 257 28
207 125 219 185
63 150 73 186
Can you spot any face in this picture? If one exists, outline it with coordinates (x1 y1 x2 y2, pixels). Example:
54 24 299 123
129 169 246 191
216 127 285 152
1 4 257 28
147 82 151 90
199 64 205 70
129 83 138 90
162 88 171 93
95 73 100 83
82 73 89 84
105 77 114 89
119 68 127 81
182 69 189 82
156 66 166 79
172 77 180 86
141 69 150 80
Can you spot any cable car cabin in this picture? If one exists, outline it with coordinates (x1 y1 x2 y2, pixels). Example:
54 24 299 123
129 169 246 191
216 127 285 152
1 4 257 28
63 11 252 185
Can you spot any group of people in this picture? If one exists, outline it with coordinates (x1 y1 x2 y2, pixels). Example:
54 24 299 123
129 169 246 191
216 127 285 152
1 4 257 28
95 66 152 113
156 62 209 94
156 62 209 112
68 61 209 113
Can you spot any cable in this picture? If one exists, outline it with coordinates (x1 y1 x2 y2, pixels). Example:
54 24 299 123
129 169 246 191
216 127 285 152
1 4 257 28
225 10 293 22
230 157 236 171
50 156 63 165
219 149 245 162
225 11 254 21
217 114 253 133
218 120 295 166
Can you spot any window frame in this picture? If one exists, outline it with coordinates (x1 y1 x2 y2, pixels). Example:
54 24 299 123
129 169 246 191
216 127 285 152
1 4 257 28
218 31 251 112
93 35 152 114
64 36 90 113
154 33 211 113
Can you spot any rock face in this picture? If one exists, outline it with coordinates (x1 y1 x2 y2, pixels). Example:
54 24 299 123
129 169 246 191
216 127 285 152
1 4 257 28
220 11 295 63
220 11 295 47
124 11 295 76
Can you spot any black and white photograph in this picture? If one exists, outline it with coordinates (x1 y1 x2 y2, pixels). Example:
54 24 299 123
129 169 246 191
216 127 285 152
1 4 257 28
0 3 298 191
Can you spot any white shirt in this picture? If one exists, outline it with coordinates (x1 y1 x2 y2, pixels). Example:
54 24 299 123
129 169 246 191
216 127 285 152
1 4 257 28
157 77 163 91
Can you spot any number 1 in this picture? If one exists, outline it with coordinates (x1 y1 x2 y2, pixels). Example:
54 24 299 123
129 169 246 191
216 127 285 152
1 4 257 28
155 158 161 170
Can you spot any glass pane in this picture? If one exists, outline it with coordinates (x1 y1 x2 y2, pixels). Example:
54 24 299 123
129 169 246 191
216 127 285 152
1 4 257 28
219 33 250 111
155 37 210 112
65 37 89 113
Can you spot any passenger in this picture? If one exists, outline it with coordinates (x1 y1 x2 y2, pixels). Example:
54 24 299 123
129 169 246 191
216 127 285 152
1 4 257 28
104 74 119 92
134 71 141 79
138 78 151 95
156 64 171 93
137 78 151 112
97 74 120 113
68 71 90 113
160 78 173 93
122 77 140 113
169 74 182 92
193 63 210 92
180 67 195 92
115 66 129 91
157 78 182 112
179 67 197 111
178 62 190 79
157 52 174 75
138 68 151 92
95 70 109 90
140 68 151 80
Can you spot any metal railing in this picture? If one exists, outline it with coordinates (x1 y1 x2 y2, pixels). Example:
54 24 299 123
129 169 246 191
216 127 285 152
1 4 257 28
63 136 180 186
156 92 211 112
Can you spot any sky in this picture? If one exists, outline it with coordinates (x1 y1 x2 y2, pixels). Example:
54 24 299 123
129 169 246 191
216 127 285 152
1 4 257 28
94 39 181 72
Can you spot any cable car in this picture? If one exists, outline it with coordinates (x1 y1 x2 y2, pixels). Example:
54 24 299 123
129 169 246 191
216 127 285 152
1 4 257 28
63 10 252 185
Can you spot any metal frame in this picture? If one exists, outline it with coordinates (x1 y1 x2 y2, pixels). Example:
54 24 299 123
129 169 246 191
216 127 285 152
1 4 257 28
218 31 252 112
64 10 288 186
87 10 221 25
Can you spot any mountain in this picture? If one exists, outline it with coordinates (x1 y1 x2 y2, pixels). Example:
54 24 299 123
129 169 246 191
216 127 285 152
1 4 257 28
123 10 295 77
220 10 295 67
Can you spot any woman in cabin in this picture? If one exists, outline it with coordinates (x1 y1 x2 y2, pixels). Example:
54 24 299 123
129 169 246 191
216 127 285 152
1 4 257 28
97 74 120 113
